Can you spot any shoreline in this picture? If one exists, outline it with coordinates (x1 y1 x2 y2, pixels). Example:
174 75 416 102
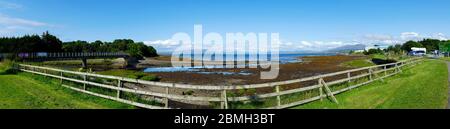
139 55 367 85
33 55 368 86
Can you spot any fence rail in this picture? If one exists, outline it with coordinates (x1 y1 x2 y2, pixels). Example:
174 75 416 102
15 57 423 109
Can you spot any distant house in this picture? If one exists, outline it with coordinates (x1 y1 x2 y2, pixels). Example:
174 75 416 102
354 50 365 53
365 45 388 51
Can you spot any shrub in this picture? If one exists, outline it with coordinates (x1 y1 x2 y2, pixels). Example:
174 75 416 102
78 68 93 73
0 60 18 75
133 72 146 79
126 75 139 79
183 90 194 96
140 75 160 81
238 88 257 96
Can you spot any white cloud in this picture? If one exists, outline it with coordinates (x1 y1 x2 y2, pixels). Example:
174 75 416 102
0 14 47 27
144 39 179 46
283 32 448 52
146 32 450 53
281 41 347 52
400 32 421 41
0 14 49 35
363 34 393 41
0 1 22 10
431 33 448 40
143 39 182 52
0 1 52 35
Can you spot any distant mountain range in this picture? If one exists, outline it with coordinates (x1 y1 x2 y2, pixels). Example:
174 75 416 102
326 44 366 52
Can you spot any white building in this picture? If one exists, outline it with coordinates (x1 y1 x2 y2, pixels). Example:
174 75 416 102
411 47 426 53
365 45 388 51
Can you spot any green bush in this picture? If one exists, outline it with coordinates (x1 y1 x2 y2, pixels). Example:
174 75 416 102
140 75 160 81
126 75 139 79
238 88 257 96
0 60 17 75
133 72 146 79
78 68 92 73
183 90 195 96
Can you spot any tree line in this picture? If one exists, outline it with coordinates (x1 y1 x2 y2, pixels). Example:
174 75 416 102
362 39 450 55
0 31 158 58
401 39 450 52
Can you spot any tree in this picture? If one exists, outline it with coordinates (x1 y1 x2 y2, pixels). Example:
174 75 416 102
126 42 158 58
439 41 450 52
126 43 144 58
401 41 423 52
387 44 403 54
0 32 159 59
419 39 440 52
112 39 134 51
41 31 63 52
62 40 90 52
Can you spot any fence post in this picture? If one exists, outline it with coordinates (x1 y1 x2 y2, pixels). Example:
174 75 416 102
60 72 63 85
221 90 228 109
347 72 351 83
395 64 398 73
83 74 87 90
275 85 281 108
318 78 323 101
347 72 352 90
165 86 170 109
317 79 339 104
117 79 122 98
384 65 387 76
32 66 35 75
369 68 373 80
43 68 47 78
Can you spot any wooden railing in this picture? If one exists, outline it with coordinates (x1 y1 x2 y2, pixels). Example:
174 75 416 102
15 57 423 109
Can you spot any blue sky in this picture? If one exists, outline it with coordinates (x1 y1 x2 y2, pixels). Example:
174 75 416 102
1 0 450 52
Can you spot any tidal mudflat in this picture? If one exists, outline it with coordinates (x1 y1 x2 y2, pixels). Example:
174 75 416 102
140 55 367 86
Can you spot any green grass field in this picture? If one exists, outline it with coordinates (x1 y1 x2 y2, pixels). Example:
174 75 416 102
96 69 159 81
343 54 411 68
342 59 375 68
1 58 448 109
294 59 448 109
0 62 135 109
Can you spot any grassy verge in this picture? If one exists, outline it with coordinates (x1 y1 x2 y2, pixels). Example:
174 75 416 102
440 57 450 62
41 59 114 65
343 54 411 68
371 53 411 61
294 59 448 109
96 69 159 81
342 59 375 68
0 62 135 109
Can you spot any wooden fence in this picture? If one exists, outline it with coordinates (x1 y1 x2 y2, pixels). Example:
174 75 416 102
15 57 423 109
